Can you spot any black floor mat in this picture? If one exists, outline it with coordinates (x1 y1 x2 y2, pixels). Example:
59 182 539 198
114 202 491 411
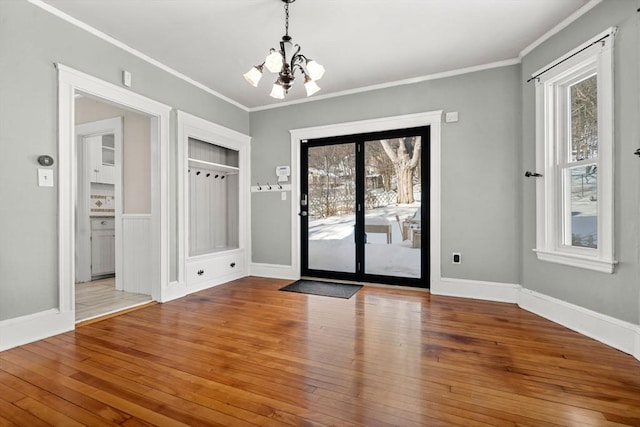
279 280 362 299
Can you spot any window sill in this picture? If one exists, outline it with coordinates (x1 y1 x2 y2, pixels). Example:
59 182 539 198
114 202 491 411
533 249 617 274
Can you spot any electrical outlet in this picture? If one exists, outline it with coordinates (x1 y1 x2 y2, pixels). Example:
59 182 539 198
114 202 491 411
452 252 461 264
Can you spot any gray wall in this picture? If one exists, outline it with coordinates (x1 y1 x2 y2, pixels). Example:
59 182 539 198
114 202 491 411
250 65 522 285
521 0 640 323
3 0 636 332
0 1 248 321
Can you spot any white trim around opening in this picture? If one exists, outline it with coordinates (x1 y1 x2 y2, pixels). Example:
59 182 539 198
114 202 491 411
288 111 443 287
57 64 171 330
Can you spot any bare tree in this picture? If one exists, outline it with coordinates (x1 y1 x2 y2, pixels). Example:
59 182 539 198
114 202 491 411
365 141 395 192
571 75 598 161
379 137 421 204
307 144 355 217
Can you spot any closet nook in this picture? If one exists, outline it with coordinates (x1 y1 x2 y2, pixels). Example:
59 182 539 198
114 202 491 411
178 111 249 292
188 138 239 256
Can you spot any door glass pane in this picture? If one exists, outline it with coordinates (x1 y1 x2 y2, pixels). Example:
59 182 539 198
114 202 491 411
568 164 597 249
307 143 356 273
364 137 422 278
570 74 598 162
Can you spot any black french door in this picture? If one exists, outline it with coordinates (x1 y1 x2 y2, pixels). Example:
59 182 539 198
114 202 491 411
300 126 429 288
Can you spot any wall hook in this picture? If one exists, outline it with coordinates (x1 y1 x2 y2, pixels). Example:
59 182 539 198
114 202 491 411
221 175 225 180
196 171 201 176
634 148 640 157
278 183 283 189
257 182 262 190
267 182 272 190
206 173 211 177
524 171 542 178
215 174 219 178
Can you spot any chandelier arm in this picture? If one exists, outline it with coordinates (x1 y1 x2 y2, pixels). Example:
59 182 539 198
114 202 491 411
289 44 302 70
292 63 307 76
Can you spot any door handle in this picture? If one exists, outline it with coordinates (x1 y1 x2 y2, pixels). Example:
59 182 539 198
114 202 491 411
298 211 308 217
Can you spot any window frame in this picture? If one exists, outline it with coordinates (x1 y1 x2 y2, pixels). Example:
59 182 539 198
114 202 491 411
533 28 616 273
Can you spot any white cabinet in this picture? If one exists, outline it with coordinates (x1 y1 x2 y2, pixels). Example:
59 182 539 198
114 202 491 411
91 218 115 277
186 250 244 287
86 134 115 184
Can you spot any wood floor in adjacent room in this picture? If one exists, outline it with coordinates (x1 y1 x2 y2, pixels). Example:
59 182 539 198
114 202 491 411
1 277 640 426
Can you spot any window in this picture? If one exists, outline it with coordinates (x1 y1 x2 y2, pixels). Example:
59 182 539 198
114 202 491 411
534 28 616 273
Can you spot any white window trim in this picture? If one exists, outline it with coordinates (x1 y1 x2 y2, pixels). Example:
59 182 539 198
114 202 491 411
533 27 616 273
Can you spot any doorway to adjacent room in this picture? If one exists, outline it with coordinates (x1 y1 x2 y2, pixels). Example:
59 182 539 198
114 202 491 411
300 127 429 288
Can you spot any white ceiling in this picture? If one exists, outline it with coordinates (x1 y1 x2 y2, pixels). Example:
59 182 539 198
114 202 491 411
39 0 593 110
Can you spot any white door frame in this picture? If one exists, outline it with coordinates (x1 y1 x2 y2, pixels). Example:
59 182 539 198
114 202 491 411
75 117 123 288
289 111 442 286
58 64 171 324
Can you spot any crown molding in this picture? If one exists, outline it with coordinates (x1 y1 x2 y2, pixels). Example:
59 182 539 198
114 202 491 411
250 58 521 112
27 0 250 112
519 0 604 59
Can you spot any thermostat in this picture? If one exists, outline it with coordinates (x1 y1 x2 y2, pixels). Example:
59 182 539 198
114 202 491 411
38 155 54 166
276 165 290 182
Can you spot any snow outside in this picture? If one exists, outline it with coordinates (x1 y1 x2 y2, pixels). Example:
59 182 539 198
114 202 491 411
307 138 422 278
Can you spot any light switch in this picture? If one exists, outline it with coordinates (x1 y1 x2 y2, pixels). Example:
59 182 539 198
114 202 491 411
281 191 287 201
445 112 459 123
38 168 54 187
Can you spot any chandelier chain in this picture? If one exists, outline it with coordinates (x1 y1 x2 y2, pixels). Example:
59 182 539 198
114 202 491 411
284 1 289 36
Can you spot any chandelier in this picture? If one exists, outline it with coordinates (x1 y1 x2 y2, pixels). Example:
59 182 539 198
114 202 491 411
243 0 325 99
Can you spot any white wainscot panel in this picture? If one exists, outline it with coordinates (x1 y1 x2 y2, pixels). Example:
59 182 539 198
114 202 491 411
122 215 152 295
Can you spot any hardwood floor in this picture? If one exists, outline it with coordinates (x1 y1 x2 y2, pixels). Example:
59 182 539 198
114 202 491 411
75 278 152 322
2 276 640 426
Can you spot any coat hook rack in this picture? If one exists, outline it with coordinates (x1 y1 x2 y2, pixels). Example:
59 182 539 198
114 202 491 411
524 171 542 178
250 182 291 192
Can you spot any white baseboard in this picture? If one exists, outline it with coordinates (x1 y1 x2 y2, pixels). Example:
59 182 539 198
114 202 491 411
187 271 247 294
432 277 521 303
432 277 640 361
160 272 250 303
160 280 186 303
250 263 299 280
3 276 638 363
518 288 639 358
0 309 74 352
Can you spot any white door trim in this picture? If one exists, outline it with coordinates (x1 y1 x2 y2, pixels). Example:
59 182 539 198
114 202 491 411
289 111 443 286
58 64 171 327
